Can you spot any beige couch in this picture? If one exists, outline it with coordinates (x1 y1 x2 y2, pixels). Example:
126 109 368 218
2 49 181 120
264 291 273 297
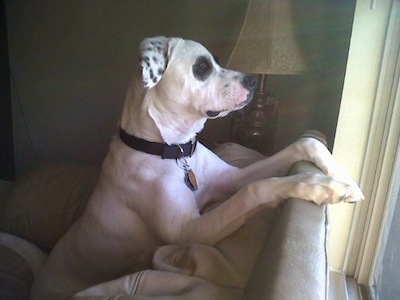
0 144 329 299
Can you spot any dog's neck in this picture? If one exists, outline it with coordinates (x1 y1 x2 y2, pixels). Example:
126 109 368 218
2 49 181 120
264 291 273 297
119 78 207 145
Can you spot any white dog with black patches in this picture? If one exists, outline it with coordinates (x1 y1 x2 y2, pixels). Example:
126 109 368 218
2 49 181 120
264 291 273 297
31 36 364 299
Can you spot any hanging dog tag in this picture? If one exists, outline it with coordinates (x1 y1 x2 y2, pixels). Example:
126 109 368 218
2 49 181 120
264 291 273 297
176 154 198 192
184 169 198 191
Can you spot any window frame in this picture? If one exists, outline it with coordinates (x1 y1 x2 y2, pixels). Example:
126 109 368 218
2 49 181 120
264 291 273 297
331 0 400 295
347 0 400 284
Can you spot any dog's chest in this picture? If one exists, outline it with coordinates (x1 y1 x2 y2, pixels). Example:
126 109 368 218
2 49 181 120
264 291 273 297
108 139 229 209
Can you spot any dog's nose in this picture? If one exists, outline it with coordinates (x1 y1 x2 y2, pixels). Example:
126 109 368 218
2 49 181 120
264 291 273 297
241 75 258 90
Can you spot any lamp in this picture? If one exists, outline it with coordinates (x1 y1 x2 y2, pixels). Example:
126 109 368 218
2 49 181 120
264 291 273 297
228 0 307 155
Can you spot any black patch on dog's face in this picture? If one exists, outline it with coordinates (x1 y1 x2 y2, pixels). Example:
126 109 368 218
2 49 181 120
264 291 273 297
192 56 213 81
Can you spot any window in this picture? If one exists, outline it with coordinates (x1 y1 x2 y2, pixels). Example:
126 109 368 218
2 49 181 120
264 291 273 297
374 182 400 299
330 0 400 298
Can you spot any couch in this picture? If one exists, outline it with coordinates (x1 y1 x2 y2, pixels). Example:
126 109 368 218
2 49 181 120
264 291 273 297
0 143 329 299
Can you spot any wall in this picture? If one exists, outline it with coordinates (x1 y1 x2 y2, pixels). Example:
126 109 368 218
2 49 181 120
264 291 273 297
0 0 14 181
5 0 355 176
6 0 246 175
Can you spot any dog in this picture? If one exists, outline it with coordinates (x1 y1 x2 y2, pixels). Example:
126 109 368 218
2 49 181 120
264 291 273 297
30 36 364 299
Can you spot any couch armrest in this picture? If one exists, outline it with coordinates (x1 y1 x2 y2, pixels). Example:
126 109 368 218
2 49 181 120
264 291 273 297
243 161 329 300
0 232 48 299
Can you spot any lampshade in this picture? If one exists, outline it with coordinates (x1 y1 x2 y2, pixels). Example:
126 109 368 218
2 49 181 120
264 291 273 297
227 0 307 75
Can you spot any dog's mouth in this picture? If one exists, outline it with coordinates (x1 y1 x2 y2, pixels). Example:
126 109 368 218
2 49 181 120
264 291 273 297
206 110 225 118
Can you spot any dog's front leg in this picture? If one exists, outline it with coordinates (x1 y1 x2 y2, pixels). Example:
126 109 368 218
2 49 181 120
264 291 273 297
226 137 364 203
177 172 352 245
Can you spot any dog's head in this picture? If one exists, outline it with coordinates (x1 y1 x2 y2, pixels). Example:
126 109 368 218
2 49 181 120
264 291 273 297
139 36 257 119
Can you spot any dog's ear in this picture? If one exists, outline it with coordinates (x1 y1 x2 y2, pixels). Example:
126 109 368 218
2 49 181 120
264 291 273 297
140 36 169 89
139 36 171 89
139 37 183 89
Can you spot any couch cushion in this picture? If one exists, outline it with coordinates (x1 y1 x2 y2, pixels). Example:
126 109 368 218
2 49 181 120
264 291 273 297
0 232 48 299
213 142 265 168
0 164 99 251
0 245 33 299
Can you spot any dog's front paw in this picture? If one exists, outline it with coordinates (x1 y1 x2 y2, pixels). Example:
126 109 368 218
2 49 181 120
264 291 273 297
322 167 365 203
319 179 364 205
337 179 365 203
287 173 364 205
294 131 365 203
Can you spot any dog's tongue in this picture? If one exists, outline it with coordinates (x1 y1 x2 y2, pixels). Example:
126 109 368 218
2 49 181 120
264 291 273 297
206 110 222 118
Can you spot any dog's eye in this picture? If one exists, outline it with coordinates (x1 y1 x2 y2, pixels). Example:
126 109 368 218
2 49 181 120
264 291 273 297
192 56 212 81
